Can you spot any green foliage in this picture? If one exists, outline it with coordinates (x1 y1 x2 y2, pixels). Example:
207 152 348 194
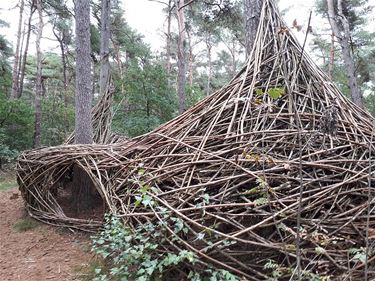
254 88 284 100
186 85 206 108
0 93 33 160
41 95 74 146
312 0 375 112
0 20 12 95
348 247 373 264
113 59 177 137
92 214 239 281
0 179 17 191
91 173 239 281
90 24 101 56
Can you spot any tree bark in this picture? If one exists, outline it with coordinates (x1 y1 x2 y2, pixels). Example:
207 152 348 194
11 0 25 98
74 0 93 144
33 0 43 148
326 0 363 108
18 0 35 98
206 37 212 96
244 0 263 58
99 0 111 96
73 0 95 211
328 32 335 79
166 0 173 77
186 28 194 87
175 0 187 114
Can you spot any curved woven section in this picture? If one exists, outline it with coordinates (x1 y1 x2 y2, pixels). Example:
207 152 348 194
17 0 374 279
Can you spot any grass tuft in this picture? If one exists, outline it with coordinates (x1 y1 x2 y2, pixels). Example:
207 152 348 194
73 258 112 281
13 217 40 232
0 179 17 191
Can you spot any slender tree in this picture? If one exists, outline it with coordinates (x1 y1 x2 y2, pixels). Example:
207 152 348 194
99 0 112 96
11 0 25 98
326 0 363 108
244 0 263 57
175 0 187 114
33 0 43 147
18 0 36 98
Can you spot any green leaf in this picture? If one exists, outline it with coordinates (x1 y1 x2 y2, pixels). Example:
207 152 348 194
142 194 153 206
138 168 145 176
267 88 284 99
255 88 264 96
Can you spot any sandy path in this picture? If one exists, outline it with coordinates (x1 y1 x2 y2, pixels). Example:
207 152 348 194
0 188 92 281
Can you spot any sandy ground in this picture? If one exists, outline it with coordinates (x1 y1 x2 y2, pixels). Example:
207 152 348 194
0 187 93 281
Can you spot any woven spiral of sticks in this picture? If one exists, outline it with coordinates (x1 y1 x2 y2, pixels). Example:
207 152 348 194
17 0 374 279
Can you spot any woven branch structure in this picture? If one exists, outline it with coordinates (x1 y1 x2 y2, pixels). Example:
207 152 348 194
17 0 375 279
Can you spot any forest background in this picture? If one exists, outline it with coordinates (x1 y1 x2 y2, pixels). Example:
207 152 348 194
0 0 374 168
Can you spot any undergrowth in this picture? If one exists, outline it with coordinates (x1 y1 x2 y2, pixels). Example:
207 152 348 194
91 214 238 281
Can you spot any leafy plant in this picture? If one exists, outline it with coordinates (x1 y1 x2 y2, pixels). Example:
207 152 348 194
91 175 239 281
348 247 372 264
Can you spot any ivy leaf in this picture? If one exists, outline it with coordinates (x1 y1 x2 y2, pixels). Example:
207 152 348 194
202 193 210 204
267 88 284 99
172 217 184 233
142 194 153 206
134 195 142 207
196 232 205 240
140 184 150 194
255 88 264 96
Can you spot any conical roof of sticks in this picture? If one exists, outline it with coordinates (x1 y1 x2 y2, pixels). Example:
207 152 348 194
18 0 375 279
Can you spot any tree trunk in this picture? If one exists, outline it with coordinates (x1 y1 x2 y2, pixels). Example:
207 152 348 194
186 29 194 87
18 0 35 98
99 0 111 96
230 40 237 77
17 19 26 93
175 0 187 114
328 32 335 79
326 0 363 108
166 0 173 78
74 0 93 144
244 0 263 58
11 0 24 98
206 39 212 96
73 0 95 211
33 0 43 148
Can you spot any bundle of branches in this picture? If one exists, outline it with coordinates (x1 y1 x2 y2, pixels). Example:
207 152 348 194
17 0 374 279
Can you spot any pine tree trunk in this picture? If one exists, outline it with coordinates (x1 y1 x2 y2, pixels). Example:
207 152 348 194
328 32 335 79
99 0 111 96
33 0 43 148
206 39 212 96
11 0 24 98
73 0 95 211
187 29 194 87
166 0 173 78
176 0 187 114
74 0 93 144
326 0 363 108
244 0 263 58
18 1 35 98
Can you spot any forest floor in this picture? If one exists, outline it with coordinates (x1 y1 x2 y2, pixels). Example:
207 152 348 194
0 172 94 281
